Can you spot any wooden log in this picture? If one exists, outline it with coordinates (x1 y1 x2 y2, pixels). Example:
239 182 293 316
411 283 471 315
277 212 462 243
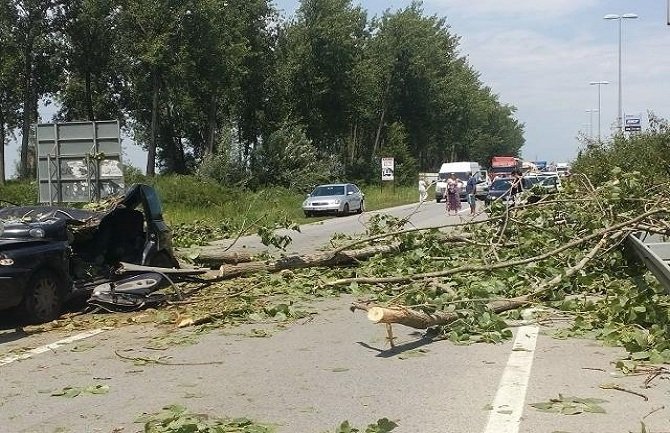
175 249 254 266
219 243 397 278
365 296 529 329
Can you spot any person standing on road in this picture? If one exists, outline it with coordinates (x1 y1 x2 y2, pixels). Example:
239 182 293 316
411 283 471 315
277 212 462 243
465 172 477 215
418 177 428 202
445 173 461 215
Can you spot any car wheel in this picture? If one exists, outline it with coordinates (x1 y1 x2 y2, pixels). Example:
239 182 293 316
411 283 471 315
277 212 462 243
21 270 63 324
436 197 441 203
304 211 312 217
339 203 350 216
356 200 365 214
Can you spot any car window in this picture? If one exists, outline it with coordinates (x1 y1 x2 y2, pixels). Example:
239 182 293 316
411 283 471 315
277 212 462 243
491 179 512 190
349 184 360 193
311 185 345 196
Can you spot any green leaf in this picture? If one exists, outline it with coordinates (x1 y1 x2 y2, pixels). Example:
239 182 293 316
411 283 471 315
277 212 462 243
365 418 398 433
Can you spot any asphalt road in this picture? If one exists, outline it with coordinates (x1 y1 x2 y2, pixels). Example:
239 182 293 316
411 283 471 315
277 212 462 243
199 199 480 257
1 200 669 433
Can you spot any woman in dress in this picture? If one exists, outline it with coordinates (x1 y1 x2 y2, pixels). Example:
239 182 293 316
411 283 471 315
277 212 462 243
445 173 461 215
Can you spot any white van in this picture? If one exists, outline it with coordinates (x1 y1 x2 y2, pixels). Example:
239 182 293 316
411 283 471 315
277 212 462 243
435 161 482 202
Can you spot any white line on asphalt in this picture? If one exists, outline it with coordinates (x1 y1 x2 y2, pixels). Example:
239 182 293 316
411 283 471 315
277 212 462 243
483 325 539 433
0 328 106 367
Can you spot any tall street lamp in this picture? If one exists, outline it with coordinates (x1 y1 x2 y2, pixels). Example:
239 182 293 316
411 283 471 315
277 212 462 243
585 109 599 138
589 81 609 141
604 13 638 133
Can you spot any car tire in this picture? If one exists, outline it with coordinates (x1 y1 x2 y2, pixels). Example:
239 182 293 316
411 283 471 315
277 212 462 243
21 269 63 324
436 197 441 203
356 200 365 214
304 211 312 217
339 203 350 216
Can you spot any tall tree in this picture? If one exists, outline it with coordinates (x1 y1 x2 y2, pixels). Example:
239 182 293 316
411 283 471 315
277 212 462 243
0 0 22 183
277 0 367 153
117 0 188 176
56 0 124 122
14 0 58 178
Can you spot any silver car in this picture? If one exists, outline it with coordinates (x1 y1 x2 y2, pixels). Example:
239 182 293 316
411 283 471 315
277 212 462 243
302 183 365 217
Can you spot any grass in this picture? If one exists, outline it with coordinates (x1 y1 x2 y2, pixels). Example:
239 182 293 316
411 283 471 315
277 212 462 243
138 175 417 227
0 176 418 244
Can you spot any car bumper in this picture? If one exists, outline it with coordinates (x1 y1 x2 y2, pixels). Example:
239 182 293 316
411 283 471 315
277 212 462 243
303 204 341 213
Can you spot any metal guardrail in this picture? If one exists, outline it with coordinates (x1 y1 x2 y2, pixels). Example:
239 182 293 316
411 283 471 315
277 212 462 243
627 232 670 294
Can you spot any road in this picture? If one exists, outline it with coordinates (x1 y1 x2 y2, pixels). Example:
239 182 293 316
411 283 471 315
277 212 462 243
1 201 669 433
199 199 477 257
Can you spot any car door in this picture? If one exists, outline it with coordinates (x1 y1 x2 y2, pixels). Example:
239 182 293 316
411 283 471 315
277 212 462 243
347 184 361 210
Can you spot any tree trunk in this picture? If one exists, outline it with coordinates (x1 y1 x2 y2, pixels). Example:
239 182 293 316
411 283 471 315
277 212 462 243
372 80 392 157
219 244 398 278
85 68 94 121
176 249 253 267
362 296 530 329
0 106 5 185
147 70 159 176
20 45 33 179
205 95 217 155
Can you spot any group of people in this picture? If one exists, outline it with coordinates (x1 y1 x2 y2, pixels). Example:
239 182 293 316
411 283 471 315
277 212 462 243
418 172 478 216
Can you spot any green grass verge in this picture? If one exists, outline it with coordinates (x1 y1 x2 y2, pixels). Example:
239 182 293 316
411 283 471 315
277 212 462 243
0 176 417 245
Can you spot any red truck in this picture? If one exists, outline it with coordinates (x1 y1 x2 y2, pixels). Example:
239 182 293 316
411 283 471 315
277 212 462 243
489 156 521 180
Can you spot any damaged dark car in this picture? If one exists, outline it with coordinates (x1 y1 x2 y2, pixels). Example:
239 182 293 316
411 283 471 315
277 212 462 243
0 184 179 324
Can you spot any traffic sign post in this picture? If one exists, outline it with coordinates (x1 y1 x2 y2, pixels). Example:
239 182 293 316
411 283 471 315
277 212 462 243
381 157 395 181
624 114 642 132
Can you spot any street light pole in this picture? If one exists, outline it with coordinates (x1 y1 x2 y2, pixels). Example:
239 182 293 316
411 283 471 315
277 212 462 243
604 13 638 134
589 81 609 141
585 109 598 138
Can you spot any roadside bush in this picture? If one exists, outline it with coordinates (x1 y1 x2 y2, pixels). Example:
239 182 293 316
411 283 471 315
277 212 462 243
573 113 670 186
197 153 251 188
255 122 343 191
0 180 38 205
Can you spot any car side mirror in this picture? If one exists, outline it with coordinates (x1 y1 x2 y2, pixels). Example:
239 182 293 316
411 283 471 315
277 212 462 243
306 193 311 198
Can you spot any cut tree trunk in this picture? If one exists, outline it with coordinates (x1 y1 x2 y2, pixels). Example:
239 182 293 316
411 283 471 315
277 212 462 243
362 296 530 329
176 249 254 266
219 243 398 278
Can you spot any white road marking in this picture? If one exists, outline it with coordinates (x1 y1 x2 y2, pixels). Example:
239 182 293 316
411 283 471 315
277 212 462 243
483 325 539 433
0 328 106 367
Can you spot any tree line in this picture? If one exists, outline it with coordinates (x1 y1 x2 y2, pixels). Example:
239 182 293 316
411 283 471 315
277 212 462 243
0 0 525 188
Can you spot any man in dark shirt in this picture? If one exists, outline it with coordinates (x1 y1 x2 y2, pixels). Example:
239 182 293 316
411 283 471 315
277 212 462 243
465 172 478 214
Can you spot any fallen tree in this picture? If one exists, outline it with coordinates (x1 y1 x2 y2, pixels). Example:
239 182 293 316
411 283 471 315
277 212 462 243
217 234 477 278
350 232 613 329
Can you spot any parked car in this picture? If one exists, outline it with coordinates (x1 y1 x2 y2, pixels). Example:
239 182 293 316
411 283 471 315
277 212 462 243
484 177 516 205
302 183 365 217
523 172 562 193
0 184 178 324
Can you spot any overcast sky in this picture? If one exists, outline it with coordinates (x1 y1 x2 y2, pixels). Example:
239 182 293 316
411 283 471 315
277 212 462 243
9 1 669 176
275 0 670 163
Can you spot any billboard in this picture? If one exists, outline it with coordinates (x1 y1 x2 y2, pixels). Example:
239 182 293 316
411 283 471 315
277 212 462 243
36 121 125 204
381 157 395 181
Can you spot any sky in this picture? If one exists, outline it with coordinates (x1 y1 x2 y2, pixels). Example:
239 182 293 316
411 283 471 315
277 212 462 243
275 0 670 163
7 0 669 176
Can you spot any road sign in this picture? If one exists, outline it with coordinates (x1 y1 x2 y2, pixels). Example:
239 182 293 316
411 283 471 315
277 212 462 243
624 114 642 132
36 121 125 204
381 157 395 181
